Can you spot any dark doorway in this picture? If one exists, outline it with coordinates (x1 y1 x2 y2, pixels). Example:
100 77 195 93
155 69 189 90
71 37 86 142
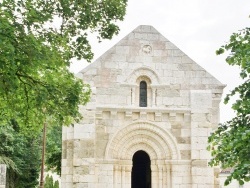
132 150 151 188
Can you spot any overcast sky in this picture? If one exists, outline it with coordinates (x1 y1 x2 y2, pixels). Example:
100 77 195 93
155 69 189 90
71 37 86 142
70 0 250 123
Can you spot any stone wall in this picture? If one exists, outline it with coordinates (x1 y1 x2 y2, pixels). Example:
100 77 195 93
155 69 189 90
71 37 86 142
61 25 225 188
0 165 6 188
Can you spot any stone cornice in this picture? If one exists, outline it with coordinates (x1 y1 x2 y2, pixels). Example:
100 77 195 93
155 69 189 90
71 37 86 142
95 106 191 113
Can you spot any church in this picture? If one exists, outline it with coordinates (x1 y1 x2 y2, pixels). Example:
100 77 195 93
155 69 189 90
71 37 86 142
61 25 225 188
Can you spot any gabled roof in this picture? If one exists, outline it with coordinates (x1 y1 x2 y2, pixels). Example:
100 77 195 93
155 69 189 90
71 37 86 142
78 25 225 89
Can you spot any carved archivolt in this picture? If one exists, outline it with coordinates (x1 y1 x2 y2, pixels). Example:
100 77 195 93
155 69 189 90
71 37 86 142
125 67 160 85
105 121 180 160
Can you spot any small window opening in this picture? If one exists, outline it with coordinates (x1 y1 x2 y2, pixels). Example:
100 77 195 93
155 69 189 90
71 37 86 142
140 81 147 107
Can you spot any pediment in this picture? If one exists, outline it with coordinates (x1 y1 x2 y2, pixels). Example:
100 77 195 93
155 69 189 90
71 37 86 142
79 25 224 90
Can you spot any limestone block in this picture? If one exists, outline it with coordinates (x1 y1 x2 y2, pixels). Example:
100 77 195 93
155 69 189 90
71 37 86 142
191 150 200 159
62 159 67 167
184 70 195 78
95 140 108 158
191 142 207 150
190 90 212 113
191 128 210 137
174 97 184 106
182 176 192 184
98 175 113 183
66 174 73 182
198 121 213 128
202 77 214 84
140 111 147 120
193 175 214 184
61 183 73 188
179 144 191 150
153 49 162 56
173 70 185 78
116 46 129 54
163 97 174 106
192 167 214 177
182 96 190 106
199 149 211 160
177 137 190 144
163 70 173 77
181 129 191 137
79 175 95 183
74 123 95 139
173 49 185 57
192 136 208 146
147 33 159 41
85 68 97 76
171 128 181 137
180 184 192 188
192 160 208 167
62 132 67 141
134 33 147 39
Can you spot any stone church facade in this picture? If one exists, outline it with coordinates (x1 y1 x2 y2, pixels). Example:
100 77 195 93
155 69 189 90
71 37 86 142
61 25 225 188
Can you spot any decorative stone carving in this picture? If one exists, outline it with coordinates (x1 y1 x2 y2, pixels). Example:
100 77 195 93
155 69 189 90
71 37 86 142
142 45 152 54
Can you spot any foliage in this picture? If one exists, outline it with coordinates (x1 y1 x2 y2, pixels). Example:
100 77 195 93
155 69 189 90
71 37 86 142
0 123 41 188
45 175 54 188
0 0 127 132
208 27 250 185
44 175 59 188
46 125 62 175
0 123 63 187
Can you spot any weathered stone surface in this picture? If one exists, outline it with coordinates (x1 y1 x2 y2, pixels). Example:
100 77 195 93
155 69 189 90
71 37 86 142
61 25 225 188
0 165 6 188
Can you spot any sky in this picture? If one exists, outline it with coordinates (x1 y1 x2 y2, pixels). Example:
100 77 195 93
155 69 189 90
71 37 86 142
70 0 250 123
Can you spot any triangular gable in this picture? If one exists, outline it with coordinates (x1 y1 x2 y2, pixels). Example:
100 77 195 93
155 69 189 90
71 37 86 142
78 25 224 89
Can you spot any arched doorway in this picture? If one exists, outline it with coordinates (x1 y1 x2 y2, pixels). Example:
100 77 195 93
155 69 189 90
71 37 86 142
132 150 151 188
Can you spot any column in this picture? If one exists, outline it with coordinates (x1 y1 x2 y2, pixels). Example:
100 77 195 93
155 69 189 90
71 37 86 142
121 166 125 188
131 87 135 106
152 88 156 107
125 165 132 188
114 165 121 188
158 165 163 188
167 165 171 188
162 165 167 188
151 164 158 188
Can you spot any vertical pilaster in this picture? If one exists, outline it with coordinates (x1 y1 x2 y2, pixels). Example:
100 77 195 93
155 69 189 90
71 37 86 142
158 164 163 188
113 165 118 188
151 164 158 188
125 165 132 188
190 90 215 188
121 166 125 188
166 165 171 188
162 165 167 188
152 88 156 107
131 87 135 106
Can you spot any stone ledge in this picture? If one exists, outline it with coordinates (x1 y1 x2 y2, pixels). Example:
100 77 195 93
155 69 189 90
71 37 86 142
96 106 190 113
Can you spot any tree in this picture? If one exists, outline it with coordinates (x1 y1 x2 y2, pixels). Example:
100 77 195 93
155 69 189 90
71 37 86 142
1 1 127 186
0 0 127 132
0 123 41 188
208 27 250 185
46 125 62 175
44 175 59 188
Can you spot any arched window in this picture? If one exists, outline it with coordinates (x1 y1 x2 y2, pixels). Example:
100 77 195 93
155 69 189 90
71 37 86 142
140 81 147 107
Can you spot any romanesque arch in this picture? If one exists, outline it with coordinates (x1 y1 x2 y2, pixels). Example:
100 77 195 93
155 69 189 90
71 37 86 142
125 66 160 85
105 121 180 160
